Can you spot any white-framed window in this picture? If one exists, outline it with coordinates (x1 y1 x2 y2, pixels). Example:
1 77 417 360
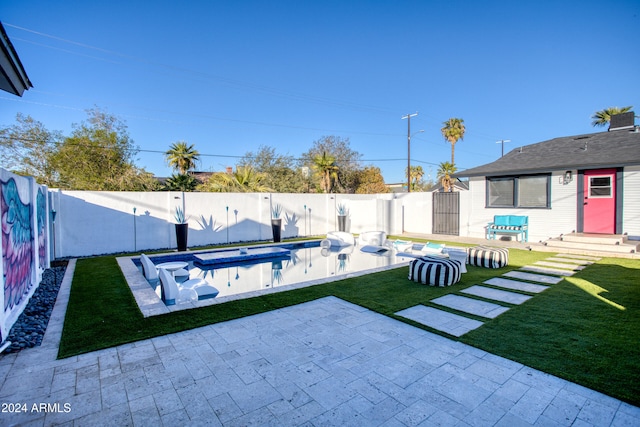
486 174 550 208
588 176 612 198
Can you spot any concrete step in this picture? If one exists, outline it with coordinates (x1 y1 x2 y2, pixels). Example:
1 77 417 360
560 233 625 245
543 238 638 254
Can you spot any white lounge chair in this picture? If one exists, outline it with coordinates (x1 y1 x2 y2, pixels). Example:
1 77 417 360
140 253 159 281
358 231 387 246
140 253 188 280
158 268 219 305
324 231 355 247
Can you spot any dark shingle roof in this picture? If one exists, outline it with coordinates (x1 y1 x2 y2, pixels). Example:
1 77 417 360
0 22 32 96
456 129 640 177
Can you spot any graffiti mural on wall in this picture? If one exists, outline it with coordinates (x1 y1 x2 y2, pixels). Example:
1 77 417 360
1 178 34 312
37 188 47 270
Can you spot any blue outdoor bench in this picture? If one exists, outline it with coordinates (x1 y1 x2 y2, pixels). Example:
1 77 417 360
486 215 528 242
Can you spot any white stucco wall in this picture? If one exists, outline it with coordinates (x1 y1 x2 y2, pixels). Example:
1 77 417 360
51 191 417 257
400 192 432 234
623 166 640 239
461 172 578 242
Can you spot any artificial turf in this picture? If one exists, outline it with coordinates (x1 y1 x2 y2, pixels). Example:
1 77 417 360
58 244 640 406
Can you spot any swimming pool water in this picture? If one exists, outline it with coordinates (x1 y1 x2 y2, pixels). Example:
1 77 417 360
137 241 414 305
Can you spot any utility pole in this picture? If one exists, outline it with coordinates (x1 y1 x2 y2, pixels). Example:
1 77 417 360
402 112 418 192
496 139 511 157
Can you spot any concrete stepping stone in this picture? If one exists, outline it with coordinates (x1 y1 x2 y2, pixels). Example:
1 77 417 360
503 271 563 285
520 266 575 276
431 294 510 319
463 285 532 304
395 305 483 337
546 257 593 265
484 277 549 293
554 253 600 261
535 260 585 270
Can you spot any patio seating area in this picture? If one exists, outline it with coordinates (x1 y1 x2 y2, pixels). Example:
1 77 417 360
0 258 636 426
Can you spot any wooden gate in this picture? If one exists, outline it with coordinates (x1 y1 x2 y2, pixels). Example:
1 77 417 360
432 192 459 235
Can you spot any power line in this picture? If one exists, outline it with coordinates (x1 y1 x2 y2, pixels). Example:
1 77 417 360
0 95 404 137
0 135 427 164
5 23 401 115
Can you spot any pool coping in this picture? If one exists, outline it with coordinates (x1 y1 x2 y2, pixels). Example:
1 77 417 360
117 242 411 317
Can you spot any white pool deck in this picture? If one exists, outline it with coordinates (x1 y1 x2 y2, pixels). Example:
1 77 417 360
0 257 638 426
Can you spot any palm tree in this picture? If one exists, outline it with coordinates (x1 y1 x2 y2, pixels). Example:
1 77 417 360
312 151 339 193
591 106 633 128
165 141 200 174
441 118 466 165
200 166 272 192
405 165 424 191
437 161 457 193
164 173 198 191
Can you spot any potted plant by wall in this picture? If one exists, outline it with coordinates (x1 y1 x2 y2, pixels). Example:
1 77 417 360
271 203 283 243
174 206 189 251
337 203 348 232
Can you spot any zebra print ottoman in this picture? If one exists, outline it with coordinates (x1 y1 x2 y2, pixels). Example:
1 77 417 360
408 256 462 287
467 246 509 268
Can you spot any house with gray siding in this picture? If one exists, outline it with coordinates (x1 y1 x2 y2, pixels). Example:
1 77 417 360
454 114 640 243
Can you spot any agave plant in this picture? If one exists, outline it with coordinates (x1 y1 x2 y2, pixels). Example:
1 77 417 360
174 206 189 224
272 203 283 219
337 203 349 216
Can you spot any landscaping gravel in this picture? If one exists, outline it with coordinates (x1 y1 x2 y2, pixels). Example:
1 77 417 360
2 265 66 354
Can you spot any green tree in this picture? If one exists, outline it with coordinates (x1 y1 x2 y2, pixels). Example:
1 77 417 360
405 165 425 191
355 166 388 194
165 141 200 174
437 161 457 193
301 136 361 193
0 113 61 186
312 151 339 193
441 118 466 165
164 173 198 191
239 145 305 192
591 106 633 128
198 166 272 192
49 108 154 190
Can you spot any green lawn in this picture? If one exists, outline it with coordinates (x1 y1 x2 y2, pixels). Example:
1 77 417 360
59 242 640 406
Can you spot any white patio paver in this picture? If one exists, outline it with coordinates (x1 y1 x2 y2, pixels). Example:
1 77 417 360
0 258 638 426
545 257 594 265
503 270 564 285
521 265 576 276
484 277 550 293
535 260 586 271
430 294 511 319
395 305 484 337
462 285 532 305
552 253 601 261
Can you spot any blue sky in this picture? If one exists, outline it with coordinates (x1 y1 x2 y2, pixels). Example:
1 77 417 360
1 1 639 184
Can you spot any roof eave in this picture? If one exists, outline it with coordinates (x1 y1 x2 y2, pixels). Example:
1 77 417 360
0 21 33 97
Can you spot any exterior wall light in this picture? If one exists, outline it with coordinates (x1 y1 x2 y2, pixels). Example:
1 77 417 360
564 170 573 185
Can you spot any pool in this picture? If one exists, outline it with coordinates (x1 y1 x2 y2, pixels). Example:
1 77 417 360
126 240 414 314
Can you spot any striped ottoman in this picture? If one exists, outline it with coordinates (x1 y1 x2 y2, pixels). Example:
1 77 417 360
408 256 462 287
467 246 509 268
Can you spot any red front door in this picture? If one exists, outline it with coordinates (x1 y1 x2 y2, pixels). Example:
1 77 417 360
583 169 616 234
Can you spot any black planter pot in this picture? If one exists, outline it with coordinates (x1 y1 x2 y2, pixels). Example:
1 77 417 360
175 223 189 251
271 218 282 243
337 215 347 232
